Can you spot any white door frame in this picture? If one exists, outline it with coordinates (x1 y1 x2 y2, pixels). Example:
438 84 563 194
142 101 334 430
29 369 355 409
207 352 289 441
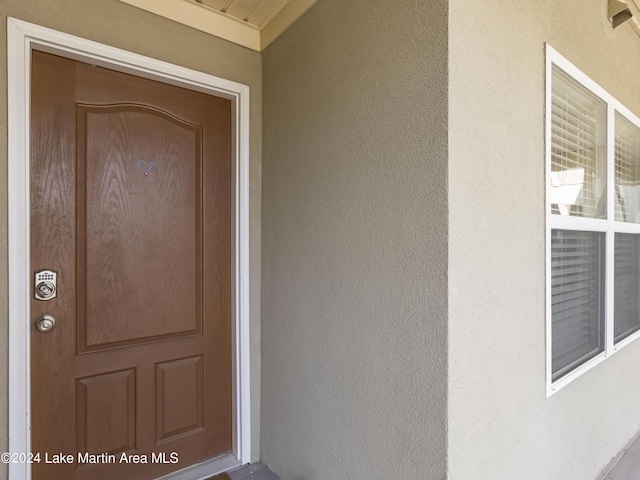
7 17 251 480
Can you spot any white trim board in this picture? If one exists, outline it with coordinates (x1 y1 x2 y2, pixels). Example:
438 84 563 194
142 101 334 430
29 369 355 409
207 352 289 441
7 17 252 480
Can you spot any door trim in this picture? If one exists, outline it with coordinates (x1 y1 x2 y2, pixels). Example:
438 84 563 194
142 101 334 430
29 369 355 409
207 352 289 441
7 17 251 480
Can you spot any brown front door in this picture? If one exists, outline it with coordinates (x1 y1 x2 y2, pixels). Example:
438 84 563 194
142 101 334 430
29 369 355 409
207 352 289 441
30 51 232 480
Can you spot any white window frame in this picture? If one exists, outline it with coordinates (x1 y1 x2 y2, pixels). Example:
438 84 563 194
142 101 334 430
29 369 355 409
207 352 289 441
546 44 640 396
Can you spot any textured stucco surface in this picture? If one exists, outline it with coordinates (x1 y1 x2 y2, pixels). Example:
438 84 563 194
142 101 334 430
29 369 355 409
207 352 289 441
0 1 262 476
261 0 448 478
448 1 640 479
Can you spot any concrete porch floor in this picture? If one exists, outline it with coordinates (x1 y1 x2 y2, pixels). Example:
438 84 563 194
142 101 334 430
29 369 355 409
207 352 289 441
209 463 280 480
598 430 640 479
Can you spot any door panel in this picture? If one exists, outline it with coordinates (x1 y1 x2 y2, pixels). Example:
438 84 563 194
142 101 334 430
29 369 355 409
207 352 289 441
156 356 204 442
31 51 232 480
78 105 202 349
77 369 137 454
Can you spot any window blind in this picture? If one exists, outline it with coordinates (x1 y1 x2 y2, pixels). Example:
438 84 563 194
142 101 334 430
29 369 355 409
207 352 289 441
551 230 605 380
615 112 640 223
550 66 606 219
614 233 640 342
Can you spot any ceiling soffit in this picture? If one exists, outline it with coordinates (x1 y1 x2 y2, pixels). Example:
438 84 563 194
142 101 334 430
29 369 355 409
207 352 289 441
193 0 288 29
118 0 318 51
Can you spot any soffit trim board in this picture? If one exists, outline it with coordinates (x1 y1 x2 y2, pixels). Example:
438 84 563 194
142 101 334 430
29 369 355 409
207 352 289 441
118 0 261 51
117 0 317 51
627 0 640 35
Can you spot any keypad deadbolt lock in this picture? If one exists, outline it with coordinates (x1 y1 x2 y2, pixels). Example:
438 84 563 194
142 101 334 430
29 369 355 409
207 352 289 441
34 270 57 301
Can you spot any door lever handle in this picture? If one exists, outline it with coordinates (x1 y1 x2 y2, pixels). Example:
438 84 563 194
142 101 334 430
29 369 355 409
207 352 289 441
35 315 56 333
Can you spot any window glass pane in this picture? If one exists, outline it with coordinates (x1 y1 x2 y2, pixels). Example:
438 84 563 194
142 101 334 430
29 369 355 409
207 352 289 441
615 113 640 223
615 233 640 342
551 229 605 380
550 66 607 219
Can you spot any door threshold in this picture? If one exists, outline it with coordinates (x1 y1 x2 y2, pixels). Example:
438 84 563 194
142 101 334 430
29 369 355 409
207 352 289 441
155 453 240 480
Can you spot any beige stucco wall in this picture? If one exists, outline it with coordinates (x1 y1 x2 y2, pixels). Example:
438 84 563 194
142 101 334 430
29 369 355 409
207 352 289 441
261 0 448 478
448 1 640 479
0 0 262 476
